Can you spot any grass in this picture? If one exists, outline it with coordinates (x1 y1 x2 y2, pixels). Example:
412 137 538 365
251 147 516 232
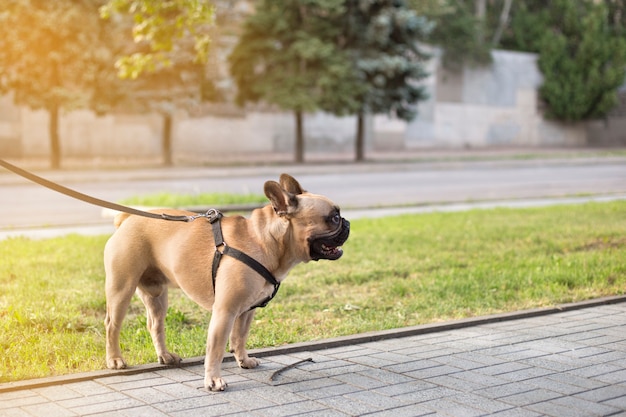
1 201 625 382
119 192 267 207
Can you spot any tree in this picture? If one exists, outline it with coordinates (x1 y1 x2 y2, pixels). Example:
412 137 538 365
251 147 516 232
330 0 433 161
100 0 215 79
537 0 626 121
228 0 347 163
100 0 216 165
411 0 492 70
0 0 113 169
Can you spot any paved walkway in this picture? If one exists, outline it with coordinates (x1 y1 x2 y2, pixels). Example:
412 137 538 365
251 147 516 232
2 299 626 416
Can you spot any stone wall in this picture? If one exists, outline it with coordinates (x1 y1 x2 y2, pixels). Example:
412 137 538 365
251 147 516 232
0 48 597 164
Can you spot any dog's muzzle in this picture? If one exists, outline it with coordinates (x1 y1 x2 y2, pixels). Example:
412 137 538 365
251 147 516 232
309 218 350 261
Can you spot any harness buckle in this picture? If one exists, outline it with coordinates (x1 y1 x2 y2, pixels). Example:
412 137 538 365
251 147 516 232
206 208 223 224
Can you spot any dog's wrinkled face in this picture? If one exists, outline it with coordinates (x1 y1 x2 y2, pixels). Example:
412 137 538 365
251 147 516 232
264 174 350 262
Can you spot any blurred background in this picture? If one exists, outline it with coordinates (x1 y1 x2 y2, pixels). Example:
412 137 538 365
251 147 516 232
0 0 625 169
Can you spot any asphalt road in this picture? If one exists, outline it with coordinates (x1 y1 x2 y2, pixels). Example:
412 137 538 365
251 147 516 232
0 158 625 230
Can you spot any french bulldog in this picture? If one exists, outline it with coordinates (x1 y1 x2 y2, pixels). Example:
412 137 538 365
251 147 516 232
103 174 350 391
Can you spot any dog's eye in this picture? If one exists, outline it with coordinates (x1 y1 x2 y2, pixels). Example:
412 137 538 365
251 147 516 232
329 213 341 225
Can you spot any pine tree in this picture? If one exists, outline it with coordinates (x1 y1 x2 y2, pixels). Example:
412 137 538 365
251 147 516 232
330 0 433 161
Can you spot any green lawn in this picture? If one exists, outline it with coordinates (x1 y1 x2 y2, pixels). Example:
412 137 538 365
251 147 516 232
1 201 625 382
119 192 267 207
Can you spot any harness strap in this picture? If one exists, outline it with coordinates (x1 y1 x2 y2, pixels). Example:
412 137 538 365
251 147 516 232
209 210 280 310
0 158 194 222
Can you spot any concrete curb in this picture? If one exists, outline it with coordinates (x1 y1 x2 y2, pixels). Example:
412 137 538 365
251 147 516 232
2 294 625 394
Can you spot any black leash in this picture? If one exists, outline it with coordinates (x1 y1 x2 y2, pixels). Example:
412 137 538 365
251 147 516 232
0 158 281 309
0 158 196 222
208 210 280 310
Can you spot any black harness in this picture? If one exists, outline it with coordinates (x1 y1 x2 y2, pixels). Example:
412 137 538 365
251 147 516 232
208 209 280 311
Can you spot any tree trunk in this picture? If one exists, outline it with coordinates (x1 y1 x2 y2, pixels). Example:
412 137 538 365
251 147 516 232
492 0 513 47
355 111 365 162
475 0 487 45
49 103 61 170
295 110 304 163
162 112 173 166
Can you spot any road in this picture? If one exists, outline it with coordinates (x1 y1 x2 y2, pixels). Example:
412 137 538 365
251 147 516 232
0 159 625 230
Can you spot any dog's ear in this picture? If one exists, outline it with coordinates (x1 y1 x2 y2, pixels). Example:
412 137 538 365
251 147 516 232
279 173 305 195
264 180 299 216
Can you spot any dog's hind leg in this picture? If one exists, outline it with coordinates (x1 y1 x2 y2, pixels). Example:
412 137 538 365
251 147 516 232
104 273 136 370
230 309 260 369
136 285 182 366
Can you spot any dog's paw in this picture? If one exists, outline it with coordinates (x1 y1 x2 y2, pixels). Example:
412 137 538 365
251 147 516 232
106 357 127 370
238 356 261 369
158 352 182 366
205 377 228 392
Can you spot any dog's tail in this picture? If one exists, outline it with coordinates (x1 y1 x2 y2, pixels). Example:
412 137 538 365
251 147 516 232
113 213 132 228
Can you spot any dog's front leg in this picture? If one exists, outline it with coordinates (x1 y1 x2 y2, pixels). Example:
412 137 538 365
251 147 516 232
230 309 260 369
204 309 235 391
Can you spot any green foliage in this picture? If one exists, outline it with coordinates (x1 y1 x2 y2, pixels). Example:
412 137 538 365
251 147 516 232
331 0 433 121
0 0 105 110
228 0 347 112
1 202 626 381
100 0 215 79
417 0 492 70
498 0 551 53
537 0 626 121
0 0 119 168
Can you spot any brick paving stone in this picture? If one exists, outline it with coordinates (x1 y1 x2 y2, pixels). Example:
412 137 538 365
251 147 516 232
372 380 438 397
571 363 625 379
431 354 489 371
168 400 248 417
275 376 343 393
473 382 536 400
253 400 328 417
99 405 171 416
332 372 389 390
344 390 409 410
474 362 531 377
420 398 485 417
447 392 515 414
250 386 309 405
150 394 229 414
19 402 76 417
32 385 83 402
68 396 145 416
405 364 464 380
153 382 208 399
296 410 351 417
499 388 563 407
574 384 626 403
296 382 362 400
393 386 463 404
0 391 48 410
362 404 436 417
123 386 178 404
604 394 626 410
358 368 416 385
549 395 621 416
326 347 384 360
490 407 543 417
0 408 32 417
314 394 380 416
496 365 556 382
525 400 596 417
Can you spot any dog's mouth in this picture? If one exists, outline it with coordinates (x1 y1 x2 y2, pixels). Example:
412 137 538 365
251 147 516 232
309 218 350 261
